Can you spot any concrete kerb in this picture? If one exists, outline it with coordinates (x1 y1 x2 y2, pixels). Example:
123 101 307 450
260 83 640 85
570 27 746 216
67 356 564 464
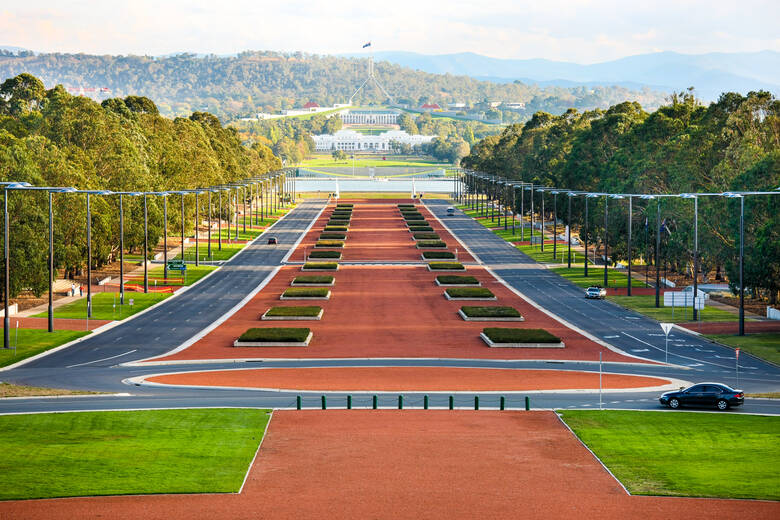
424 200 683 368
0 201 309 373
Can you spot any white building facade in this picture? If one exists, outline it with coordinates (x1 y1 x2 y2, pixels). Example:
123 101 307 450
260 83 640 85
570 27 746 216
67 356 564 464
313 129 435 153
339 109 400 125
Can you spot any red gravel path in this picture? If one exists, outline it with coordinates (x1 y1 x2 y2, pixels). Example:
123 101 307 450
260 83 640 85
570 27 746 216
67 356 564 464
1 411 775 519
148 367 671 391
148 264 649 363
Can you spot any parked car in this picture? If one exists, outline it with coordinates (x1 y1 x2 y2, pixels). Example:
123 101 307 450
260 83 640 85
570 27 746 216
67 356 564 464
659 383 744 410
446 207 455 215
585 286 607 299
267 237 278 245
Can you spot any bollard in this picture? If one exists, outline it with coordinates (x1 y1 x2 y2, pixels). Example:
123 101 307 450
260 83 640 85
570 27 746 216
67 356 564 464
347 395 352 410
372 395 378 409
423 395 429 410
398 395 404 409
525 396 530 411
474 395 479 410
296 395 302 410
321 395 327 410
500 396 505 411
449 395 454 410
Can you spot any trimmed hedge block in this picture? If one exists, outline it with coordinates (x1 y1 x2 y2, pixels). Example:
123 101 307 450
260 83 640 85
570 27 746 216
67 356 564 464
234 327 312 347
262 306 323 321
481 328 563 348
320 233 347 240
459 306 524 322
435 275 479 286
324 226 348 231
315 240 345 248
416 240 447 248
308 250 341 259
413 232 440 240
423 251 456 260
281 287 331 299
444 287 496 300
428 262 465 271
292 275 334 286
302 262 338 271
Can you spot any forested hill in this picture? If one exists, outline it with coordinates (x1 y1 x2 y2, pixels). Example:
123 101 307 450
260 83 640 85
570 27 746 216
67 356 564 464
0 50 668 121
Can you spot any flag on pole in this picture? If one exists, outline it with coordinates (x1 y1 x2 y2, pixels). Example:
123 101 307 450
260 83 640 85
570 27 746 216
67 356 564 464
362 42 371 48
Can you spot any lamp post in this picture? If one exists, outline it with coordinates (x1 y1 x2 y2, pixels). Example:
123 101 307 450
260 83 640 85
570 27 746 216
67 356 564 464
680 193 698 319
143 193 149 293
552 191 558 259
586 194 602 277
2 182 31 348
566 191 573 269
79 190 113 319
627 195 633 295
724 193 745 336
605 194 623 289
115 192 142 304
537 189 545 252
180 192 186 263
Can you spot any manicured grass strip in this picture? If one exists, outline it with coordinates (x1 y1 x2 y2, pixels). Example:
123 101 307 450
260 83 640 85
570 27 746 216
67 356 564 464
0 409 270 500
423 251 456 259
308 250 342 259
398 204 416 208
293 275 334 284
409 226 434 232
446 287 495 298
175 242 245 262
551 267 647 289
215 228 264 240
413 232 440 240
282 287 330 298
302 262 338 270
332 210 352 216
705 333 780 366
36 292 170 321
238 327 310 342
606 295 741 323
483 328 560 343
417 240 446 248
404 215 425 221
0 329 91 368
320 233 346 240
126 264 217 287
327 220 350 226
324 226 348 231
336 203 353 208
315 240 344 248
265 306 322 317
436 275 479 285
461 306 522 318
559 410 780 500
429 262 465 270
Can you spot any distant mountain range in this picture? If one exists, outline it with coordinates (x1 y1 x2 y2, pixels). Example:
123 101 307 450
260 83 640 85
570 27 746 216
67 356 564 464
344 50 780 102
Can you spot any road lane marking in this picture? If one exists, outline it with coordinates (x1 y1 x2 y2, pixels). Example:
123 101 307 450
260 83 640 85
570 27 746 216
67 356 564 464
66 349 138 368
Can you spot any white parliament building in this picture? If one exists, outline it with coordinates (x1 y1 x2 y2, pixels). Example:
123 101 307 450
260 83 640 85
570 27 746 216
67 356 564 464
313 129 436 153
339 109 400 125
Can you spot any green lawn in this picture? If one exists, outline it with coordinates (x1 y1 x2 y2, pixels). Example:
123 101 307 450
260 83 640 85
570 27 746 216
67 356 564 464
0 329 91 368
606 295 739 323
36 292 170 321
126 265 217 287
705 333 780 366
174 243 245 262
214 228 264 241
559 410 780 500
301 155 450 168
552 267 647 289
0 409 270 500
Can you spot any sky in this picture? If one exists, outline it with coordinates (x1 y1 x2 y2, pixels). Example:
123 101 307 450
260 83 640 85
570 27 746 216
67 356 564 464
1 0 779 63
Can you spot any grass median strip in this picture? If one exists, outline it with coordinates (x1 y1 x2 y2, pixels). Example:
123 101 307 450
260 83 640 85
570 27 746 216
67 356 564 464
0 329 91 368
606 295 740 323
0 409 270 500
704 333 780 366
35 292 169 321
0 382 102 398
559 410 780 500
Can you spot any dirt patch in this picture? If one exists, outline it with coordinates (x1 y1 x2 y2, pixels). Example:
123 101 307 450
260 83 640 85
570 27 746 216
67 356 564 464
0 383 102 398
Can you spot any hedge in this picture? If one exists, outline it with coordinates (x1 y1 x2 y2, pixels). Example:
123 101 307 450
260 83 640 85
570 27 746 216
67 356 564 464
324 226 348 231
336 203 353 208
428 262 465 270
408 225 433 230
265 306 322 317
445 287 495 298
423 251 456 259
397 204 416 208
308 250 341 259
320 233 347 240
461 306 522 318
436 275 478 285
403 215 425 221
238 327 311 342
315 240 344 248
293 275 334 284
417 240 446 248
482 328 561 343
328 220 351 226
302 262 338 270
413 232 440 240
282 287 330 298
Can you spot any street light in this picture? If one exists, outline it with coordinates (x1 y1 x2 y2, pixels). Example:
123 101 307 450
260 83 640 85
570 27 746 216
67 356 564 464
723 192 745 336
680 193 699 319
113 192 143 305
76 190 114 319
2 181 31 348
607 194 623 289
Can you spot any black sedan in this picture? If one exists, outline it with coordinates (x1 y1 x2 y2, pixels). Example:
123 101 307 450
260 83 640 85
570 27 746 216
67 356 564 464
659 383 744 410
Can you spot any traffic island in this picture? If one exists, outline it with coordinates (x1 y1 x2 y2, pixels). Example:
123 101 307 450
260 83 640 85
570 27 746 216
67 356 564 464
319 232 346 240
413 232 440 241
261 306 323 321
301 262 339 271
281 287 331 300
459 306 525 322
308 250 342 260
480 328 564 348
435 275 480 286
315 240 344 248
444 287 497 300
416 240 447 248
408 226 434 233
324 225 348 232
428 262 465 271
422 251 456 260
336 203 353 208
327 220 350 227
233 327 312 347
291 275 335 287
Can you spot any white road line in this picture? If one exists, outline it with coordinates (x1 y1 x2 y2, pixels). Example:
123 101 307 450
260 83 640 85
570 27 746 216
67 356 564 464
66 349 138 368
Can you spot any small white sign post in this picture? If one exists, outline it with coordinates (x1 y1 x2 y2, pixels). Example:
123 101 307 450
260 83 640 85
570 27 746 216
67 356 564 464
735 347 740 387
660 323 674 363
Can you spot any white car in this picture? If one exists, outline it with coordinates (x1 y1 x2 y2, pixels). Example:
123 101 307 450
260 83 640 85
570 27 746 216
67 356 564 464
585 286 607 299
446 207 455 215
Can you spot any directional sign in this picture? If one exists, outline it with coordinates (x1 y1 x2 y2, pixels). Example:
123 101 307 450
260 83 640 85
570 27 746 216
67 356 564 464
168 263 187 271
660 323 674 336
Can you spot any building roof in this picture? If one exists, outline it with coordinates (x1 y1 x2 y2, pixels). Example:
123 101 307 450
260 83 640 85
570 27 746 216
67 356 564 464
421 103 441 109
303 101 319 108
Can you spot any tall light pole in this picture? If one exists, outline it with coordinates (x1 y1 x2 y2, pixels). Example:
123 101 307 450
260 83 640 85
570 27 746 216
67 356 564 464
724 193 745 336
538 189 545 252
2 182 31 348
143 193 149 293
78 190 113 318
552 191 558 259
681 193 698 319
627 195 633 295
566 191 573 269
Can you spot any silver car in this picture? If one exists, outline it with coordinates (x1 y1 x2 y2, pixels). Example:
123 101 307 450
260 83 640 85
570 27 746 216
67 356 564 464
585 286 607 299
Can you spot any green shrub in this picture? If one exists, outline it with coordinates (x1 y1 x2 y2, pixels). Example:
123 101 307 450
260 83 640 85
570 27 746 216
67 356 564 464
324 226 348 231
328 219 350 226
436 275 479 285
423 251 456 259
265 306 322 317
445 287 495 298
398 204 416 208
403 215 425 221
320 233 346 240
308 250 341 259
238 327 311 342
461 306 522 318
482 328 560 343
293 275 334 284
413 232 440 240
336 204 353 208
417 240 446 248
315 240 344 248
302 262 338 270
332 210 352 215
428 262 465 270
282 287 330 297
408 224 433 230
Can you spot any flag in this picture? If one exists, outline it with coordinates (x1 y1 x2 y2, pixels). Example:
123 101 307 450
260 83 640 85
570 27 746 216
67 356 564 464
362 42 371 48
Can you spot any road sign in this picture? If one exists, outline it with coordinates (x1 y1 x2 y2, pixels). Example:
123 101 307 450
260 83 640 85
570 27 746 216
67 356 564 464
660 323 674 336
168 262 187 271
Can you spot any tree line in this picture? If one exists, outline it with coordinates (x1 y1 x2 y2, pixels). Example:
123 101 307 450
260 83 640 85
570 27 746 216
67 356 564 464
462 90 780 304
0 73 280 300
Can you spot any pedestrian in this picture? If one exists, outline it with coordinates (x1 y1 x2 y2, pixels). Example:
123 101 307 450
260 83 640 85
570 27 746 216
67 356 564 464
70 282 76 297
79 285 83 297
